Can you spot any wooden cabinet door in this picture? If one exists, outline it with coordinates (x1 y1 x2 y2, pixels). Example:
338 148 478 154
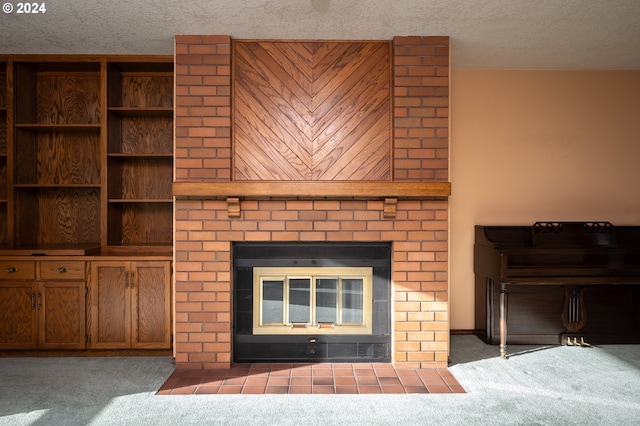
89 262 130 349
39 281 86 349
131 261 171 349
0 282 37 349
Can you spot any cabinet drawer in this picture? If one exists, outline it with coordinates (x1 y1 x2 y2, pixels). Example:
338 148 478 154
39 261 86 280
0 261 36 280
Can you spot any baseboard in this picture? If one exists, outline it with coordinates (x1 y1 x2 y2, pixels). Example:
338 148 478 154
450 329 476 335
0 349 172 358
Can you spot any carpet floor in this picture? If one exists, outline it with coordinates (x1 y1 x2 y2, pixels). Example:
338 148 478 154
0 335 639 425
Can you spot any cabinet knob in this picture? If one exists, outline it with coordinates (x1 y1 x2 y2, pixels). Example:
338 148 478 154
56 267 68 273
5 267 17 273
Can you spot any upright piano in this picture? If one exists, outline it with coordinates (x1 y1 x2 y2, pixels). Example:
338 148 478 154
474 222 640 358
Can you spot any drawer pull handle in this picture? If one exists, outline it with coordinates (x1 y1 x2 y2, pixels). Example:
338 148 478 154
56 267 68 273
5 267 17 273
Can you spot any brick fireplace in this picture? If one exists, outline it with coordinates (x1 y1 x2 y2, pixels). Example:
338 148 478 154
172 35 450 369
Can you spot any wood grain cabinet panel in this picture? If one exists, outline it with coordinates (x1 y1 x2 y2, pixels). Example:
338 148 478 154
0 282 37 348
131 262 171 348
88 262 129 348
0 270 85 350
88 260 170 349
38 281 86 349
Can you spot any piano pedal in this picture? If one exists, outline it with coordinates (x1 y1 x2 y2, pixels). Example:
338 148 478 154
566 337 575 346
579 337 591 347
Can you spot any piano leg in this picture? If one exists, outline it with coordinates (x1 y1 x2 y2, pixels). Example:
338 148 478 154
500 282 508 359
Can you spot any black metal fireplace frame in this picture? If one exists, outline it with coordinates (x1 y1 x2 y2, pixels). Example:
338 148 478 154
233 242 392 363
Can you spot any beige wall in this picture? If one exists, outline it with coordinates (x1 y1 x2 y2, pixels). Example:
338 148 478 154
450 70 640 330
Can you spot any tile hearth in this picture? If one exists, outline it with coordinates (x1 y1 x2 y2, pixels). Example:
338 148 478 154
158 363 465 395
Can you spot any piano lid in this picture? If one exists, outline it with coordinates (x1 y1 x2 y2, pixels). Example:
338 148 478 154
476 222 640 249
532 222 616 247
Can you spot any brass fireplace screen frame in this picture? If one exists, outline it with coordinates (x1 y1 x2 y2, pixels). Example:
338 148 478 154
252 267 373 335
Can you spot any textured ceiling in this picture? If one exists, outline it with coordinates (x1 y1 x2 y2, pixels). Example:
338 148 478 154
1 0 639 69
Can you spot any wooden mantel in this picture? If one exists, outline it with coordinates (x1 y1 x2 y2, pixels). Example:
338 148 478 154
173 181 451 198
173 181 451 218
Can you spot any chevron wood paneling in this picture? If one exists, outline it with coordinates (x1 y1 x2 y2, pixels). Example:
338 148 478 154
233 41 391 181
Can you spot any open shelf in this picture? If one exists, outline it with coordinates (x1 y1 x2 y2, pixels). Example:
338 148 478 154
14 129 100 186
3 56 173 252
9 60 103 249
106 60 173 248
107 202 172 246
107 114 172 155
108 157 172 200
107 62 173 109
14 61 101 126
14 187 100 247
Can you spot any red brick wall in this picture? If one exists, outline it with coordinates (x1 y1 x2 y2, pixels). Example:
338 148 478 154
173 35 450 369
393 36 449 181
175 35 232 181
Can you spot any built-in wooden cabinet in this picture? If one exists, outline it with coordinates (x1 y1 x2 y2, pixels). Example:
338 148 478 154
0 55 173 353
0 55 173 251
0 260 86 349
88 260 171 349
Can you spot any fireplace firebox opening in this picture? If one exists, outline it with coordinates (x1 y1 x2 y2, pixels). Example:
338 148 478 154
233 242 391 363
253 266 373 335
